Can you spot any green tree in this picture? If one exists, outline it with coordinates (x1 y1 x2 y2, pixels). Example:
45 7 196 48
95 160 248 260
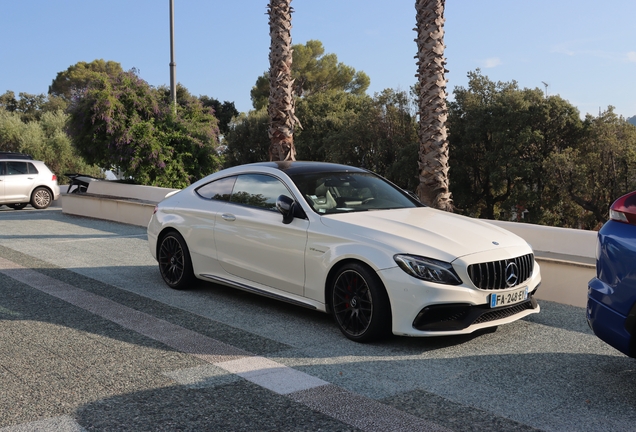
49 59 123 102
294 89 419 189
0 108 23 151
294 90 369 162
0 107 102 182
548 107 636 228
66 69 221 188
0 91 18 113
448 70 584 225
251 40 370 110
514 92 584 226
414 0 452 211
225 88 418 190
199 96 239 136
223 109 270 167
0 91 68 122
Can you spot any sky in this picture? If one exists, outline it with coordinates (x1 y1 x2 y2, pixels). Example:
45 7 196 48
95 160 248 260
2 0 635 119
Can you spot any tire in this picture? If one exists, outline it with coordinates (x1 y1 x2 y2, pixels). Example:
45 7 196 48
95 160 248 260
158 231 195 290
31 187 52 209
330 262 391 342
8 203 27 210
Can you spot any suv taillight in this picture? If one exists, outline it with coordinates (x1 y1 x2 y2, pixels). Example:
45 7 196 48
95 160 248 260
609 191 636 225
52 175 57 182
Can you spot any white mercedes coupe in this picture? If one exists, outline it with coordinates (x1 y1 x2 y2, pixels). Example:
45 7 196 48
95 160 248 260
148 162 541 342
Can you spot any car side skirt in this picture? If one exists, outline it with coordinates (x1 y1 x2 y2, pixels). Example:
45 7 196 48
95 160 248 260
200 274 320 311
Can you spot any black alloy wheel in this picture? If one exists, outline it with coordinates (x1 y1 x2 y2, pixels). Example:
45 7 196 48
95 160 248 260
331 262 391 342
31 187 52 209
8 203 27 210
158 231 194 290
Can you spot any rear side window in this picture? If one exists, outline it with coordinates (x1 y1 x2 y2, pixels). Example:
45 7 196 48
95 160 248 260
196 176 236 201
27 163 39 174
6 161 28 175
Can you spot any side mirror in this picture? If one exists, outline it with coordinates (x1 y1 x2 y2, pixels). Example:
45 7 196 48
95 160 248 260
276 195 296 224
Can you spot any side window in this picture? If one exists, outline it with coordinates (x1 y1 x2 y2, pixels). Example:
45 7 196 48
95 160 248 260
6 161 28 175
0 162 5 176
196 176 236 201
27 163 39 174
230 174 291 211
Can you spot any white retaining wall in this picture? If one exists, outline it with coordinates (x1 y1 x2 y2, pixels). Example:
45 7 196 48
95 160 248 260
61 181 597 309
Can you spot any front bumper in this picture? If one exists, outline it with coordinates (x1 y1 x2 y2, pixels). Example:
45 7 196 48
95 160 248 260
378 263 541 337
587 277 635 357
412 295 539 331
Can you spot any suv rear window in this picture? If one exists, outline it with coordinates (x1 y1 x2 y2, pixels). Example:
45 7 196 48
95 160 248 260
0 162 40 175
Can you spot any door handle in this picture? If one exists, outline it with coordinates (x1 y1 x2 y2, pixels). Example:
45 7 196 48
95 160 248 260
221 213 236 222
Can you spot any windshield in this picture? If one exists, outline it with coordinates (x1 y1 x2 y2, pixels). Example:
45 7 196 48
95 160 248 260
290 171 421 214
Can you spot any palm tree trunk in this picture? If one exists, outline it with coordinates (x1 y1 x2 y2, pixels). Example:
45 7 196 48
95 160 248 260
267 0 299 161
414 0 453 211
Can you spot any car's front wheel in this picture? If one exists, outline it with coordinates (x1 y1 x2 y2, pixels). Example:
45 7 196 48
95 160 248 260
330 262 391 342
31 187 52 209
158 231 195 290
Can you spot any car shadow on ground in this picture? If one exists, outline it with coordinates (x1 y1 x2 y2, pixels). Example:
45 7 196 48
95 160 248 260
66 350 636 432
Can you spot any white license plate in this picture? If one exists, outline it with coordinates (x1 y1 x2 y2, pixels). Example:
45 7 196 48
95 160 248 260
489 287 528 308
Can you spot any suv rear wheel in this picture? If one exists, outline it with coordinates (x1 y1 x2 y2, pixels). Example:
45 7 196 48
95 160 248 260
31 187 52 209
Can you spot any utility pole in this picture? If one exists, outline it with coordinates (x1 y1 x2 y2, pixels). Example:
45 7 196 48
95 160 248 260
169 0 177 110
541 81 548 98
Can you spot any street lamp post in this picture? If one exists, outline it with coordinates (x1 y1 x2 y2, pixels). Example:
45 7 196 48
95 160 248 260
169 0 177 109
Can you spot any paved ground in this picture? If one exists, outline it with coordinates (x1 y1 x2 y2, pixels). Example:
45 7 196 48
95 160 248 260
0 204 635 431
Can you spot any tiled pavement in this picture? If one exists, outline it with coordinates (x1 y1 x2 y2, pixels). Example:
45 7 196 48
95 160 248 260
0 206 635 431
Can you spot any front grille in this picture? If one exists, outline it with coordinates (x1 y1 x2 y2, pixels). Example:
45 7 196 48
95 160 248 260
468 253 534 290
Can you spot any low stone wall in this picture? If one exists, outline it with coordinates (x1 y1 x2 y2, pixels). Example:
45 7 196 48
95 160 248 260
61 181 597 309
486 219 597 260
61 182 178 227
62 193 157 227
485 220 596 308
86 181 179 203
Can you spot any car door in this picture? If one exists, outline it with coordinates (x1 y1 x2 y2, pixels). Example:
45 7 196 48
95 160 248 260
213 173 309 296
2 161 34 201
0 162 5 203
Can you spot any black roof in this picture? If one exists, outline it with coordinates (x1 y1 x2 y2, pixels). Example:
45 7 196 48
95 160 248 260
249 161 368 176
0 152 34 160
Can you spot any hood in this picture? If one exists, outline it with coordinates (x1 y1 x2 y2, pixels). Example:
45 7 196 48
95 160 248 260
319 207 530 262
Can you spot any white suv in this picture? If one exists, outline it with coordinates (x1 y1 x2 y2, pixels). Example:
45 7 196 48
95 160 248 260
0 152 61 210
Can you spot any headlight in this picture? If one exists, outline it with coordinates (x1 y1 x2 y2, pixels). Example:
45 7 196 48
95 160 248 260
394 254 462 285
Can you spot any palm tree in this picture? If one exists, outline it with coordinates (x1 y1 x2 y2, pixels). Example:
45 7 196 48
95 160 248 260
414 0 453 211
267 0 299 161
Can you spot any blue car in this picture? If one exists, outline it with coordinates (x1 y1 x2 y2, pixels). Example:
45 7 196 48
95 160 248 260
587 191 636 357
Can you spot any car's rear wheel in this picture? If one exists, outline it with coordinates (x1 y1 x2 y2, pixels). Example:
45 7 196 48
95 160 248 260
330 262 391 342
158 231 194 290
8 203 27 210
31 187 52 209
